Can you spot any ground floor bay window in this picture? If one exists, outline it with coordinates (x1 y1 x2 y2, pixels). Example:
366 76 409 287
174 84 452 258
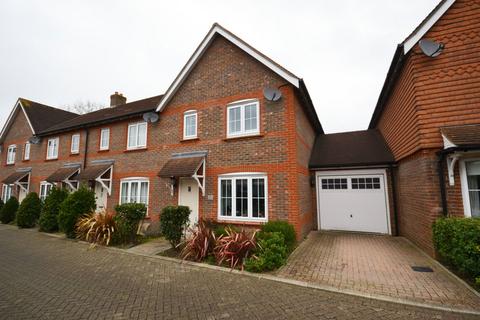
218 173 267 222
120 178 149 207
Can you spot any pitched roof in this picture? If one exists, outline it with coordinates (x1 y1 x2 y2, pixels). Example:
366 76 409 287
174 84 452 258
441 124 480 148
369 0 456 129
46 166 80 183
309 130 395 168
0 98 78 143
155 23 323 133
40 95 163 135
76 163 112 181
158 156 204 178
2 170 30 184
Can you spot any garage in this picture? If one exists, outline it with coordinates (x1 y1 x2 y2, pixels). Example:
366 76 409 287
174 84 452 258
316 170 390 234
309 130 396 235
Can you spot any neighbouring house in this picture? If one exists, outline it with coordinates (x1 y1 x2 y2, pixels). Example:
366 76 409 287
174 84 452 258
0 0 478 256
309 0 480 256
0 24 321 238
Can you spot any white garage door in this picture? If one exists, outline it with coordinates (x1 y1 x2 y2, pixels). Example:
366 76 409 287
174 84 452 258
316 170 390 234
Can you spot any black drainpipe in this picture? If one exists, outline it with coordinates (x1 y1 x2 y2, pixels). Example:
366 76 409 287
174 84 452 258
83 128 89 169
389 165 399 236
437 152 448 216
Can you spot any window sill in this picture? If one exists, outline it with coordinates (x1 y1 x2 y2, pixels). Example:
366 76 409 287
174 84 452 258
70 153 80 156
181 137 199 142
217 217 267 225
124 147 148 153
22 159 30 162
98 149 110 153
5 163 15 166
223 133 263 142
45 158 58 162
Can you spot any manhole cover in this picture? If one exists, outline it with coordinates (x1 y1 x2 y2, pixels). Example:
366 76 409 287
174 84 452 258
411 266 433 272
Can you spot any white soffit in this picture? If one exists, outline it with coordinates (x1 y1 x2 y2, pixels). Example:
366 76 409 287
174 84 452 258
156 24 300 112
403 0 456 54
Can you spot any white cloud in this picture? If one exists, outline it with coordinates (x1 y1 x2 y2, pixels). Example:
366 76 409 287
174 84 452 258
0 0 439 133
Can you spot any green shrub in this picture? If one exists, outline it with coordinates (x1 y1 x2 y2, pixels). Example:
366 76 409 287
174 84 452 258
58 186 96 238
245 232 288 272
0 199 4 213
0 197 19 224
160 205 190 248
38 187 69 232
16 192 42 228
113 203 147 245
433 217 480 282
260 221 296 251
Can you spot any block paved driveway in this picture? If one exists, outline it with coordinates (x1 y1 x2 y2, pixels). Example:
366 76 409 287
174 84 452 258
0 226 477 320
277 231 480 313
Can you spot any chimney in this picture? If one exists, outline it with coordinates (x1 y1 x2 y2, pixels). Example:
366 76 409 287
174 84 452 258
110 92 126 107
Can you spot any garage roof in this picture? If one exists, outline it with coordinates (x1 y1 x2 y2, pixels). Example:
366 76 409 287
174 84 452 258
309 130 395 169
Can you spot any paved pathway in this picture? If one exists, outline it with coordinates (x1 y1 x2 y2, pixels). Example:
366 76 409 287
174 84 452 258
277 232 480 312
0 225 478 320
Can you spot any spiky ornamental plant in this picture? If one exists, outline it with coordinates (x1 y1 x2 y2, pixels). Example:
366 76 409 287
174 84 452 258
181 220 215 262
214 228 257 270
76 210 116 246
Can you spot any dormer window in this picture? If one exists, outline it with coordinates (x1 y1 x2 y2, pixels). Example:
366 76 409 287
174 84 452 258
183 110 197 140
227 99 260 138
6 145 16 165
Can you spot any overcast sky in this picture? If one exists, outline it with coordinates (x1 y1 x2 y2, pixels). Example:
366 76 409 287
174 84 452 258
0 0 438 133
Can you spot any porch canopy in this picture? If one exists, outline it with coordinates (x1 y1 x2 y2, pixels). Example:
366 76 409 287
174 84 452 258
2 169 31 192
46 165 81 190
76 163 113 195
158 153 206 195
441 124 480 186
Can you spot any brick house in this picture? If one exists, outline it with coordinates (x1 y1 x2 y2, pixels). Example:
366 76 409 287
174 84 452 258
1 0 478 255
0 24 321 238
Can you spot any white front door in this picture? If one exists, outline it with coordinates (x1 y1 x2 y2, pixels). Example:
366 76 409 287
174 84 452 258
317 169 390 234
178 178 199 226
18 186 27 203
95 182 108 212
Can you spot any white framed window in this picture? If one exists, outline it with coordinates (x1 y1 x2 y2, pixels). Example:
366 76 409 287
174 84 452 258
218 173 267 222
71 134 80 154
227 100 260 138
46 138 59 160
39 181 53 201
127 122 147 150
119 178 149 207
6 145 16 164
460 159 480 218
23 142 30 160
2 184 13 202
100 128 110 150
183 110 197 139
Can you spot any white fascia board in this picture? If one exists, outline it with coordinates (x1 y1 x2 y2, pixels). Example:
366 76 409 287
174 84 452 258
156 24 300 112
0 99 36 144
403 0 456 54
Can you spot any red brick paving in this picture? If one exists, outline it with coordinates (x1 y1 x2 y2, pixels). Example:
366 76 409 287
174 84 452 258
276 231 480 312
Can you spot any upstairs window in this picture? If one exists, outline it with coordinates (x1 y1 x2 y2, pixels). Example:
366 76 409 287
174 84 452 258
227 100 260 138
47 138 59 160
71 134 80 154
100 128 110 150
6 145 16 164
183 110 197 139
127 122 147 150
23 142 30 161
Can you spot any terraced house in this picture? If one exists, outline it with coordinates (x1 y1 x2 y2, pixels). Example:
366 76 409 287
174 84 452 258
1 0 479 255
0 24 321 237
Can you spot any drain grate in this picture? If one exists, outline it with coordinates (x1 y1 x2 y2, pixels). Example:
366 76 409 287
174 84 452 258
411 266 434 272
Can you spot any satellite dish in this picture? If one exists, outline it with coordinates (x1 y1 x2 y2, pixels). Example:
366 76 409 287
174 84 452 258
28 136 41 144
143 112 159 123
419 39 444 57
263 87 282 102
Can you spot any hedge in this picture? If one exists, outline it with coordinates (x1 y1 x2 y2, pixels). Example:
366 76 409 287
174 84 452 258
160 205 190 247
432 217 480 284
58 186 96 238
16 192 42 228
0 197 19 224
260 221 296 251
113 203 147 245
38 187 69 232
